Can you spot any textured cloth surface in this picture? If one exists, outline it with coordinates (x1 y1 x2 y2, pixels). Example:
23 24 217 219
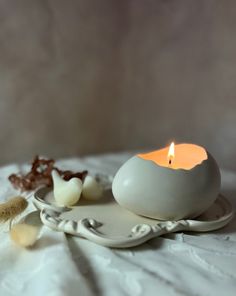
0 153 236 296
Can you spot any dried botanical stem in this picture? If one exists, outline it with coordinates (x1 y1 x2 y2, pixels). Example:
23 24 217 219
10 223 40 247
0 196 28 223
8 156 88 191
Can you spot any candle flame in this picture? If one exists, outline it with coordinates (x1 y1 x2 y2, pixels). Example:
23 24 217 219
168 142 175 165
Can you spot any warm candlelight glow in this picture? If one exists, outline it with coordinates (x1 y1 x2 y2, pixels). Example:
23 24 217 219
138 143 207 170
168 142 175 165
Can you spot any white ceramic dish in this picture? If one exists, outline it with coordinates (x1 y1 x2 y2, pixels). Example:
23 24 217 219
33 175 233 248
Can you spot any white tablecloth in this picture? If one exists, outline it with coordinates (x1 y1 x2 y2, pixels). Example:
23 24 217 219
0 153 236 296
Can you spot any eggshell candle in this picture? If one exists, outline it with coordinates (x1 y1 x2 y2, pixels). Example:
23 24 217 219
112 143 221 220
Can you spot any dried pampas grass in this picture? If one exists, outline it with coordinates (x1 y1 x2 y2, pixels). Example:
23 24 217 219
0 196 39 247
0 196 28 230
0 196 28 223
10 223 39 247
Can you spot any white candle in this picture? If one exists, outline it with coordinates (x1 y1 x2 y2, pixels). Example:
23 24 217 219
112 143 220 220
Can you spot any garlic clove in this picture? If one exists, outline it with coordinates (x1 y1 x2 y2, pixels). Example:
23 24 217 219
10 223 40 247
52 170 82 206
82 175 103 200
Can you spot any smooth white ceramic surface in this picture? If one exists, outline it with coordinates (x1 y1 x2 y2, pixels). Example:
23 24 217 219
34 187 232 248
0 153 236 296
112 150 221 220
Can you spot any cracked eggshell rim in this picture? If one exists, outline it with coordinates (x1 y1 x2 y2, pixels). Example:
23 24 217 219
112 150 221 220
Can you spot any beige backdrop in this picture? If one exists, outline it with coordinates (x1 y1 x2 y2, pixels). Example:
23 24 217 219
0 0 236 169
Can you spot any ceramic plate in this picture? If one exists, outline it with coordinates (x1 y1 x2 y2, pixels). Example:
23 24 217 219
33 175 233 248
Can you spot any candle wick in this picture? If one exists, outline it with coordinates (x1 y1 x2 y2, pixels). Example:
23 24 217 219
169 159 172 165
